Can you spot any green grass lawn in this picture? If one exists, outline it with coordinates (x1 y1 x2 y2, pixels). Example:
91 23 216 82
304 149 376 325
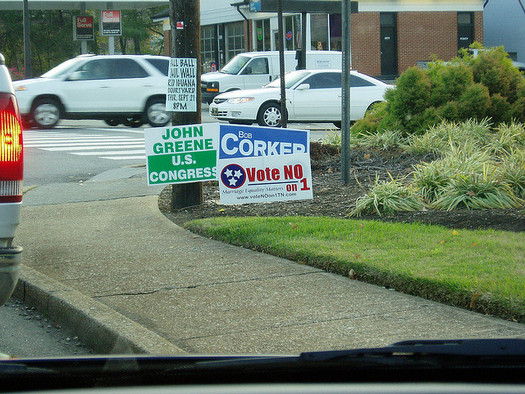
185 216 525 322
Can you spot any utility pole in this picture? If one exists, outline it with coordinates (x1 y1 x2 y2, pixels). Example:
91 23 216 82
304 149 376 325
277 0 287 128
23 0 31 78
169 0 203 209
341 0 352 184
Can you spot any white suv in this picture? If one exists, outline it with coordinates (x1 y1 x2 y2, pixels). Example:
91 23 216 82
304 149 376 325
0 53 23 306
13 54 171 129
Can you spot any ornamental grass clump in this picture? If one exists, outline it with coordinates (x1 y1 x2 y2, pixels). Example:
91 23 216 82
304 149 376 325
355 129 407 151
412 160 454 203
405 119 492 156
350 175 425 217
487 122 525 155
497 149 525 199
432 164 523 210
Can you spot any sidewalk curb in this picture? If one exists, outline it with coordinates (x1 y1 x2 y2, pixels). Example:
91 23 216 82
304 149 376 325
13 265 186 355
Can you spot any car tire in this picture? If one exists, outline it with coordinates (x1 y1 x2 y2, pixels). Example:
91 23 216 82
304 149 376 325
257 102 283 127
31 98 61 129
123 116 144 128
105 119 121 126
145 97 170 127
333 121 341 129
365 101 382 116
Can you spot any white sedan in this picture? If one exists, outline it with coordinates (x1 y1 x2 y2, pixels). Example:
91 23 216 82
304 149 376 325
209 69 392 128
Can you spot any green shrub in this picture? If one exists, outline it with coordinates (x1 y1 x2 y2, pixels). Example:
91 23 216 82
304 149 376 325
352 44 525 135
458 83 491 119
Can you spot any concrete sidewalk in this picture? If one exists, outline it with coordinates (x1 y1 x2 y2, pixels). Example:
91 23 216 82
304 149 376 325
14 195 525 355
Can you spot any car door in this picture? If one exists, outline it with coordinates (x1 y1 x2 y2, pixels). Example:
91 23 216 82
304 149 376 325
62 58 151 113
239 57 273 90
289 72 341 121
349 74 382 120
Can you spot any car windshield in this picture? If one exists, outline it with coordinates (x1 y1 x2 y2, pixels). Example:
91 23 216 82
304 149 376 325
265 70 311 88
40 58 83 78
2 1 525 390
220 55 250 74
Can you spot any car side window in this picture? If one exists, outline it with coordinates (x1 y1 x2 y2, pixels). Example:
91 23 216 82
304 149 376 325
301 72 341 89
76 60 112 80
350 75 375 87
242 58 269 75
145 58 169 76
111 59 149 79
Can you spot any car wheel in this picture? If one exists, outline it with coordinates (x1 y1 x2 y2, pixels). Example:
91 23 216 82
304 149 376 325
257 102 283 127
333 121 341 129
365 101 382 116
31 98 61 129
105 119 121 126
145 98 170 127
123 116 144 128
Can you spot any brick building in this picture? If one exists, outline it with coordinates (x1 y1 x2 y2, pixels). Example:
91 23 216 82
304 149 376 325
156 0 484 79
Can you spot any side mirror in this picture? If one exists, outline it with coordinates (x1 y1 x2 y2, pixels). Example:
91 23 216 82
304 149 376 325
296 83 310 91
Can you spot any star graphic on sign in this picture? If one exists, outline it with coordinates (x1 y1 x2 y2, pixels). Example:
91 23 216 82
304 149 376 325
220 163 246 189
233 170 243 179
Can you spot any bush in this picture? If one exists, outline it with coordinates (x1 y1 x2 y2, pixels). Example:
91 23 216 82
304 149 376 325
353 44 525 135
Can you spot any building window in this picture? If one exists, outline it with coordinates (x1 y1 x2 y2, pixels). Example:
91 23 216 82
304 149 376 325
458 12 474 50
284 15 300 50
201 25 216 72
226 21 245 61
311 13 328 50
329 14 342 51
255 19 271 51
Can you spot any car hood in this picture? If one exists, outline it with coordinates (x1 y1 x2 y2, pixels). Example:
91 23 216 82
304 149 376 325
12 77 57 89
215 87 280 100
201 72 237 82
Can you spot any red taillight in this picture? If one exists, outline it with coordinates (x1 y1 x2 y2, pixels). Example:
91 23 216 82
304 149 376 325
0 93 23 203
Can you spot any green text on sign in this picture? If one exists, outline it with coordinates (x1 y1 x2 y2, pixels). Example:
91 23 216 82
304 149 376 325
147 150 217 184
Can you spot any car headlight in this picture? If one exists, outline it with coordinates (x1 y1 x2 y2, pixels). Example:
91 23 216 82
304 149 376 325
227 97 254 104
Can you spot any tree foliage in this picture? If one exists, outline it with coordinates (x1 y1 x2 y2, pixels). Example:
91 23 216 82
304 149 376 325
0 7 164 77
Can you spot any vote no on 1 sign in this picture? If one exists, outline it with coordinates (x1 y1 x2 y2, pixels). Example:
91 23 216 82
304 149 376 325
166 58 197 112
145 124 218 185
218 125 313 205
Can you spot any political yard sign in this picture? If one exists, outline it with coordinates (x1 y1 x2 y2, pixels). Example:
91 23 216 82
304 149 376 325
218 125 313 204
145 124 218 185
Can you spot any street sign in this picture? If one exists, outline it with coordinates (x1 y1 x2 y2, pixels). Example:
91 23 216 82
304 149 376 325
100 10 121 36
145 124 218 186
218 125 313 205
73 16 94 40
166 57 197 112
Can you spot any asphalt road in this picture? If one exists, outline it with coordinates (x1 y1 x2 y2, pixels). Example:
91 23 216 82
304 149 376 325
0 298 93 358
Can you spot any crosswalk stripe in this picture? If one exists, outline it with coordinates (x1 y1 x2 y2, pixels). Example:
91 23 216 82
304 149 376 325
23 130 146 160
101 156 146 160
74 150 145 156
43 144 145 151
25 141 144 148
